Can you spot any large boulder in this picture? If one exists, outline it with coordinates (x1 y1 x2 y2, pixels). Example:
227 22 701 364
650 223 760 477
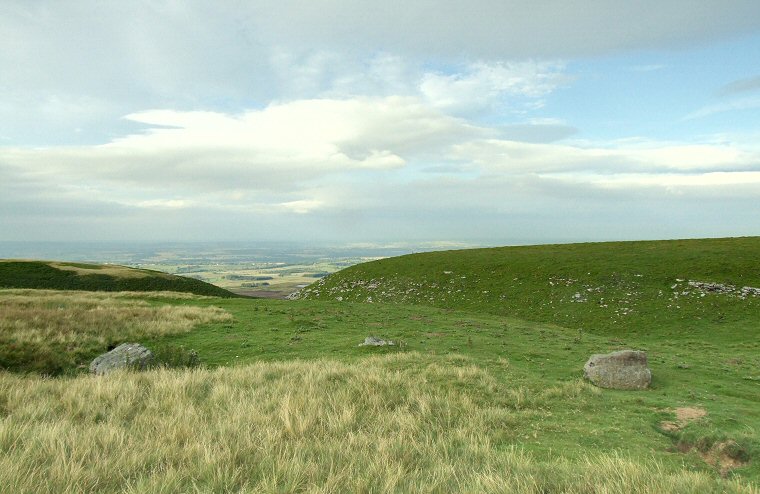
583 350 651 390
90 343 154 375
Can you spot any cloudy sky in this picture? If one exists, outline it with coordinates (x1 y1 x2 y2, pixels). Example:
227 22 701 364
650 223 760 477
2 1 760 246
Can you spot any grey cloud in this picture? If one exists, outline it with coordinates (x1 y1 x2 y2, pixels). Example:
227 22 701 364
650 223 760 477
718 75 760 96
497 123 578 143
246 0 760 58
297 173 760 244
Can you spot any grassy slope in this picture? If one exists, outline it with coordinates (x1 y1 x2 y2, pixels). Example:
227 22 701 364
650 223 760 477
296 237 760 339
0 260 235 297
3 293 759 490
2 353 754 493
2 237 760 490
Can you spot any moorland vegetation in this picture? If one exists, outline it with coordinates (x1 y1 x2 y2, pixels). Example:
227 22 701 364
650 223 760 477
1 237 759 492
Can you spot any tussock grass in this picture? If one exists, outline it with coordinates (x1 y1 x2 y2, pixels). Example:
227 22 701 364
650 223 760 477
0 353 753 493
2 288 217 300
0 289 232 374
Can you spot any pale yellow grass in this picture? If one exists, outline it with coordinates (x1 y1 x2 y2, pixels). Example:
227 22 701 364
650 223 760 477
48 262 173 279
2 288 216 300
0 260 172 279
0 290 232 346
0 353 753 493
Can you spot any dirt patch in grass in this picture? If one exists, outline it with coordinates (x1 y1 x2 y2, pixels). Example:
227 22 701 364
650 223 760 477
663 408 749 477
661 407 707 432
700 440 750 478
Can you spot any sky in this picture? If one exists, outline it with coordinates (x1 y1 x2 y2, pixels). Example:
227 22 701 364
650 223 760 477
1 1 760 247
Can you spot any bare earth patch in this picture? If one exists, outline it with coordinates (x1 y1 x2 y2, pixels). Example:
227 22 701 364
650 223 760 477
662 408 748 477
661 406 708 432
701 440 749 478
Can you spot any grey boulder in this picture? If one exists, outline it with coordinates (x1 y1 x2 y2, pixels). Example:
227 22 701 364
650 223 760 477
90 343 154 375
583 350 651 390
359 336 395 346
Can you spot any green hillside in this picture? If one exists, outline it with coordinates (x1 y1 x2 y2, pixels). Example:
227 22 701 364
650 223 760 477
0 260 235 297
297 237 760 337
3 239 760 489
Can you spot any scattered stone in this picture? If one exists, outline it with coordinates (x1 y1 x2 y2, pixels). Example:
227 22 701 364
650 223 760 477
583 350 651 390
89 343 154 375
571 292 587 303
359 336 395 347
680 280 760 299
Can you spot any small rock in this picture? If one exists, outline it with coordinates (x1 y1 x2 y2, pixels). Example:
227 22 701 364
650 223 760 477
583 349 651 390
359 336 395 347
90 343 154 375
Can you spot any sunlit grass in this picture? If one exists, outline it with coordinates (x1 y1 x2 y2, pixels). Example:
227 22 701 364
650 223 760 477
1 353 753 493
0 289 232 374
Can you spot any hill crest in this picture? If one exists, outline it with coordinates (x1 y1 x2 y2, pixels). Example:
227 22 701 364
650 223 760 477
296 236 760 335
0 260 235 297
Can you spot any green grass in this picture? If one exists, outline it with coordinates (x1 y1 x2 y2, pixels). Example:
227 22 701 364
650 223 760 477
151 297 759 480
2 237 759 490
0 260 236 297
296 236 760 339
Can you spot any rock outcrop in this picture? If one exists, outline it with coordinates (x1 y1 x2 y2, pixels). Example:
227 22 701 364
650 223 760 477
359 336 395 346
90 343 154 375
583 350 651 390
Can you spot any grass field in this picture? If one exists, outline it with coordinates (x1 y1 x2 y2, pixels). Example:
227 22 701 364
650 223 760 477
141 257 376 297
1 237 759 491
2 354 755 493
0 289 232 374
296 236 760 337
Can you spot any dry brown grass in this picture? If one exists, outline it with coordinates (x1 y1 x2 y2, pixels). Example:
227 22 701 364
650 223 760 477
47 262 173 279
0 289 232 374
0 353 754 493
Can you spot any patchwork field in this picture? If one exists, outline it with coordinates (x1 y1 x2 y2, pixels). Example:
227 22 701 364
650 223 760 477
1 237 759 492
139 257 377 297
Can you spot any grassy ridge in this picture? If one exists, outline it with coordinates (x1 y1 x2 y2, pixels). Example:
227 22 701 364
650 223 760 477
0 260 235 297
297 237 760 337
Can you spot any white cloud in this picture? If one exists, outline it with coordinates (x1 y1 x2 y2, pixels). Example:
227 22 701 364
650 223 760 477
453 139 758 174
136 199 192 209
684 96 760 120
420 61 567 114
0 97 481 202
280 199 324 214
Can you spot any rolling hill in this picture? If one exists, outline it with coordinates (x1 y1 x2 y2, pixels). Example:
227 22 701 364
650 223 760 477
296 236 760 337
2 238 760 489
0 260 235 297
